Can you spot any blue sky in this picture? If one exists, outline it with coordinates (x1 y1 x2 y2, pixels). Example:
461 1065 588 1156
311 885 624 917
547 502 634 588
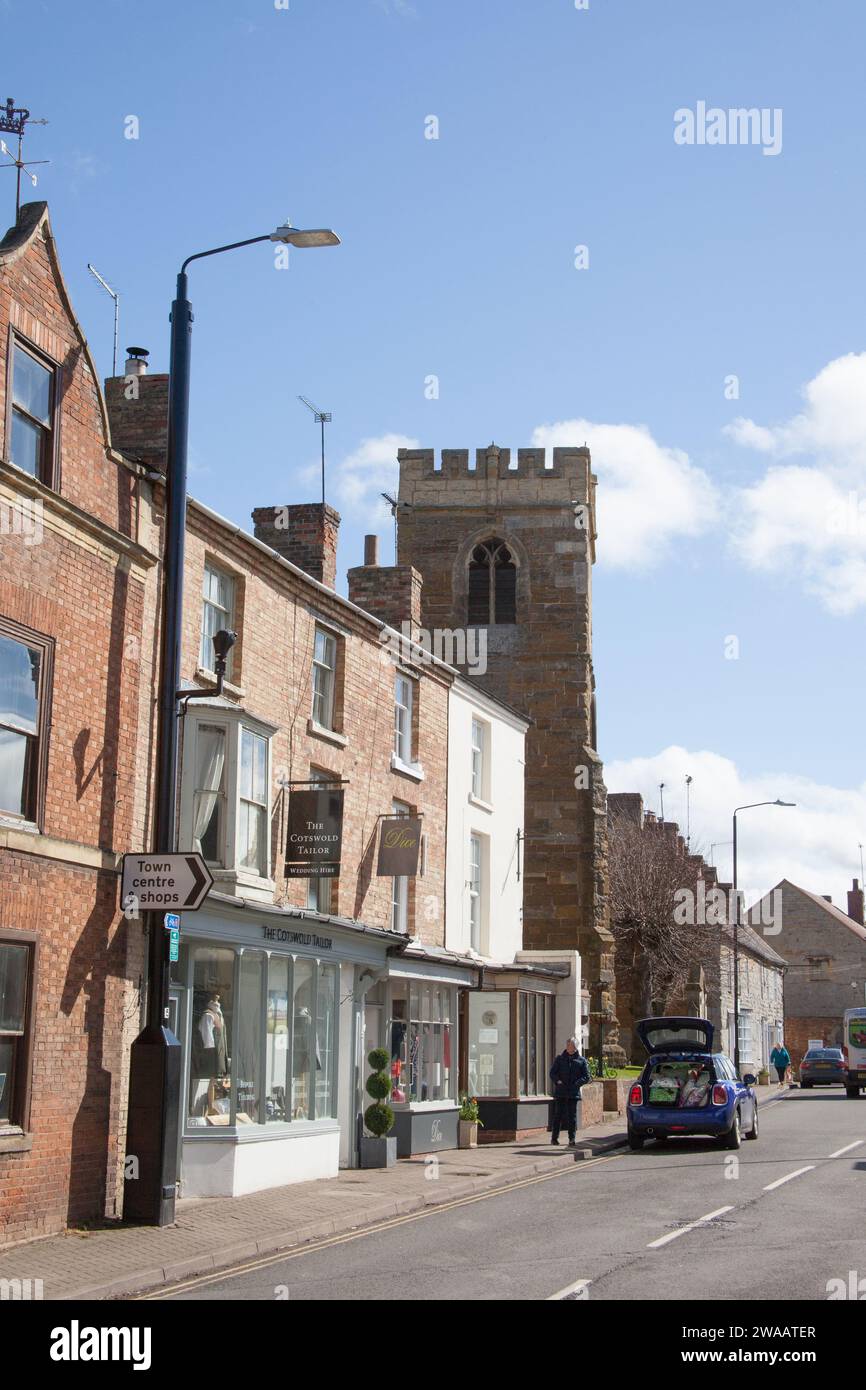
5 0 866 904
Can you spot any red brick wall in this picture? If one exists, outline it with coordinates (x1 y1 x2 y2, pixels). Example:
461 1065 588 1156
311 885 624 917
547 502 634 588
785 1016 842 1071
0 205 151 1245
181 506 450 939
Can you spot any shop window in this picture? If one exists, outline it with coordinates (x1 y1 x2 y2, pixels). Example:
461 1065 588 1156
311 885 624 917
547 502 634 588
518 992 554 1097
388 981 454 1104
467 538 517 626
181 709 276 887
8 337 58 486
311 626 338 730
0 937 34 1130
468 991 511 1097
186 943 338 1131
188 946 235 1127
0 621 53 827
200 563 236 676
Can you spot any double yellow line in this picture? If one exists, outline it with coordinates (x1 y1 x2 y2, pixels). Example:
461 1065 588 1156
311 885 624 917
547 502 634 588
140 1150 624 1299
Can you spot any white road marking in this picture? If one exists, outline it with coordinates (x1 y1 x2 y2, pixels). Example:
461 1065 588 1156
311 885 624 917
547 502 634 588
763 1165 816 1192
547 1277 591 1301
829 1140 864 1159
647 1206 734 1249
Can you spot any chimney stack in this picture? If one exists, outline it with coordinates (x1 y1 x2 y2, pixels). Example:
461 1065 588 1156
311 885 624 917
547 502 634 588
848 879 865 926
252 503 340 588
104 349 169 472
347 536 422 630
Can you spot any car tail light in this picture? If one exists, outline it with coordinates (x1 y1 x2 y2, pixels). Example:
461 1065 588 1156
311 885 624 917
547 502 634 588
629 1083 643 1106
843 1046 849 1064
712 1084 727 1106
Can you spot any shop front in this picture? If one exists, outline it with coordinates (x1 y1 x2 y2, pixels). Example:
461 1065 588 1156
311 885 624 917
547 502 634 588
463 967 564 1142
171 894 393 1198
362 954 476 1157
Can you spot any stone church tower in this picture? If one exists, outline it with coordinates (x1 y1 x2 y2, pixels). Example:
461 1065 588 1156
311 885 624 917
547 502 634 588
397 444 620 1059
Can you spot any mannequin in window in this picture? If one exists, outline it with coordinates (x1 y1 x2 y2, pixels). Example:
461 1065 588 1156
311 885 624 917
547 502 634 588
194 993 228 1078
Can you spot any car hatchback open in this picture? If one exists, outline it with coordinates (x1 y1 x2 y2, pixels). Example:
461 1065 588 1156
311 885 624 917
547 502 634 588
627 1016 758 1150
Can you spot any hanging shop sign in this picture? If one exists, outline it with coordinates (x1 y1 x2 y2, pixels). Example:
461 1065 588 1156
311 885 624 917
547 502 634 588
285 787 344 878
376 816 423 877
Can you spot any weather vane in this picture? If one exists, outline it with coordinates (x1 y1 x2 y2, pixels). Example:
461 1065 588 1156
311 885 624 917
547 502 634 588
0 98 49 217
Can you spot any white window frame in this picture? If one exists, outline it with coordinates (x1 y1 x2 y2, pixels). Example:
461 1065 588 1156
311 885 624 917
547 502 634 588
468 832 483 952
311 627 337 731
200 562 236 676
470 717 490 803
394 674 413 763
180 707 276 892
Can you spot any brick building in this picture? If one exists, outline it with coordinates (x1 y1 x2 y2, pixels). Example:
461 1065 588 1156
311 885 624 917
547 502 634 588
748 879 866 1070
0 204 157 1245
396 445 619 1060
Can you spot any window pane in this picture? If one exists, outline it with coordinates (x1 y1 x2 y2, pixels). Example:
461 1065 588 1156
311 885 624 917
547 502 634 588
315 964 337 1118
240 729 267 801
519 994 527 1094
0 635 41 734
188 947 234 1127
236 951 264 1124
292 959 314 1120
13 347 52 424
389 982 408 1103
0 728 32 817
527 994 537 1096
468 992 511 1097
467 561 490 625
266 956 290 1122
238 801 266 874
494 562 516 623
10 411 43 477
193 724 225 865
0 1039 15 1125
0 944 29 1031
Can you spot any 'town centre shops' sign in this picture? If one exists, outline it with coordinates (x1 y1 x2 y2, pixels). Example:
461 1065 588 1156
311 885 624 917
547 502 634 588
121 853 214 911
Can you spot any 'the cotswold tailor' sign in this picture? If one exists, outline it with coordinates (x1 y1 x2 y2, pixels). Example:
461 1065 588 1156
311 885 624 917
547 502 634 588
377 817 422 877
286 788 344 878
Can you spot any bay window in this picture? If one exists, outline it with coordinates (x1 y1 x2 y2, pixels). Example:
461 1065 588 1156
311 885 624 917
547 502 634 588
181 709 276 891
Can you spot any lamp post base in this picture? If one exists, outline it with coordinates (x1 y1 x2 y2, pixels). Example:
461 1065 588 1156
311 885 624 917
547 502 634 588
122 1026 182 1225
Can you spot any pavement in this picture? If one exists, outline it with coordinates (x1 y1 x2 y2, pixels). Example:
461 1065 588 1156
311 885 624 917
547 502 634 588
0 1080 789 1301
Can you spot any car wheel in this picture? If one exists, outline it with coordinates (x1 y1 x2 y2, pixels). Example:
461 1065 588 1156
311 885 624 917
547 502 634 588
627 1132 644 1151
745 1104 759 1140
846 1086 861 1099
723 1110 742 1149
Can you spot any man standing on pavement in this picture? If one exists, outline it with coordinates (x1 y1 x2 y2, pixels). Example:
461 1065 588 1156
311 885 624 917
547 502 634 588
769 1041 791 1085
550 1037 591 1147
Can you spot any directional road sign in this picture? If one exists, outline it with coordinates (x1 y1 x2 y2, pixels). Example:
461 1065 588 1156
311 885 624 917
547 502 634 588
121 853 214 912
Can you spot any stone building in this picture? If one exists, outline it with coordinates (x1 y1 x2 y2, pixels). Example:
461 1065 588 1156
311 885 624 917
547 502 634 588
0 204 155 1245
396 445 618 1059
748 879 866 1070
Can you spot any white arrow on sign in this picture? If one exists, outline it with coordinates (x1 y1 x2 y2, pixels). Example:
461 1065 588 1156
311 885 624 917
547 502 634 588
121 852 215 912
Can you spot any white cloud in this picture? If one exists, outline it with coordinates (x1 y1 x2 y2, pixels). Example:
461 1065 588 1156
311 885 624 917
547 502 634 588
727 352 866 613
532 419 718 569
314 431 418 528
606 744 866 913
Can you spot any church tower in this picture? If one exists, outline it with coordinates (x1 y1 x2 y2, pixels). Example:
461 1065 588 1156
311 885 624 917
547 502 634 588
397 444 619 1059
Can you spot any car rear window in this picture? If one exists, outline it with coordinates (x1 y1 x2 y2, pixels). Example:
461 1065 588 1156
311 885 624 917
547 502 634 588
645 1060 715 1108
804 1049 843 1060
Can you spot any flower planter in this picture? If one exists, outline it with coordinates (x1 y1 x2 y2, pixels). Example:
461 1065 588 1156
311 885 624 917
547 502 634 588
458 1120 478 1149
360 1135 397 1168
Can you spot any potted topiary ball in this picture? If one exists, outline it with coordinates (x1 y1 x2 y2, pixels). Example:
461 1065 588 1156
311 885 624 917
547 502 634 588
360 1047 397 1168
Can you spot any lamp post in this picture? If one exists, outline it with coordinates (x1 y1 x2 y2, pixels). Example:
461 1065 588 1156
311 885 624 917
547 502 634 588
123 221 340 1226
731 799 795 1076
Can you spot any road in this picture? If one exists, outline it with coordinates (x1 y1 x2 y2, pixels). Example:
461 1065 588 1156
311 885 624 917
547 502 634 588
159 1089 866 1301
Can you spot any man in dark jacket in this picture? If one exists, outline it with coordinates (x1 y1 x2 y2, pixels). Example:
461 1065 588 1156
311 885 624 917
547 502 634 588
550 1037 591 1146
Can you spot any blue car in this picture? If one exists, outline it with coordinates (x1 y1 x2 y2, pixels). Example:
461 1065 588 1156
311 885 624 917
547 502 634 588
627 1016 759 1150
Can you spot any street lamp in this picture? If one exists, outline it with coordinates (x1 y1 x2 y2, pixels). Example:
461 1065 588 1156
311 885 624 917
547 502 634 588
731 799 795 1076
123 220 340 1227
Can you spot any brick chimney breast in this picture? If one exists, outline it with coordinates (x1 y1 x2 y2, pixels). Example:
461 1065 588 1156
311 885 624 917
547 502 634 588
252 503 340 588
104 371 169 471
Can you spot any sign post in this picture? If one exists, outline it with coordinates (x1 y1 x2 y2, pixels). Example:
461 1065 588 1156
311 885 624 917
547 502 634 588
122 853 214 913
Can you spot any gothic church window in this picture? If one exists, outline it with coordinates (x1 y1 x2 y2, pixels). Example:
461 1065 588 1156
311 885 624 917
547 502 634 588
467 539 516 625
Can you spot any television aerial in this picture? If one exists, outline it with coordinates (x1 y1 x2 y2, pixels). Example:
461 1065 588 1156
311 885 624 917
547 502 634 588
297 395 331 507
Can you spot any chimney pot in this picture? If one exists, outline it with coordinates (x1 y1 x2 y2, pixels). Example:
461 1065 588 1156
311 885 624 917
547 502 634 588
124 346 149 377
364 534 380 567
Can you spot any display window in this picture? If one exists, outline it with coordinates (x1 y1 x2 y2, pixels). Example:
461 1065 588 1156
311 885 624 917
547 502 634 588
387 980 455 1104
468 991 511 1097
184 942 338 1130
